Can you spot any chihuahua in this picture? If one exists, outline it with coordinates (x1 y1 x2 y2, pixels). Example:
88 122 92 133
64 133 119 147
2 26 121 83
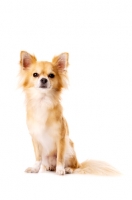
19 51 119 175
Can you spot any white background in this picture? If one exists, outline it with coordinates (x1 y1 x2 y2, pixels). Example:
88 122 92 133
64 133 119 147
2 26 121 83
0 0 132 199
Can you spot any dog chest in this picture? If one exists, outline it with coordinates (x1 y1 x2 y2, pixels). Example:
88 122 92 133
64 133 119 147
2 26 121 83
28 120 58 155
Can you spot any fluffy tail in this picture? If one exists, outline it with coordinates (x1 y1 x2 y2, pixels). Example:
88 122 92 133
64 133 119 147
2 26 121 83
73 160 121 176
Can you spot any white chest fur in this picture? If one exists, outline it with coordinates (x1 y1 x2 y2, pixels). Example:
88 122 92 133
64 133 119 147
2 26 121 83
26 89 58 156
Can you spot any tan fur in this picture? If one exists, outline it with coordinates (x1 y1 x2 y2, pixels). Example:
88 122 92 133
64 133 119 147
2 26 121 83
19 51 120 176
32 138 42 161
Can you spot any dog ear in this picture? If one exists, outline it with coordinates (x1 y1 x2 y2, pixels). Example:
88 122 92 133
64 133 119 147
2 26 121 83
20 51 37 69
52 53 69 72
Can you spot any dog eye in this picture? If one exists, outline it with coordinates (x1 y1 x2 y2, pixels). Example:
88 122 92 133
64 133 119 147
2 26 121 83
48 73 55 78
33 73 39 77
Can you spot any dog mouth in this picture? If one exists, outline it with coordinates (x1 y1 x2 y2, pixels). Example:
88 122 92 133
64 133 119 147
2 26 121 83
39 84 51 89
38 80 51 89
39 85 48 88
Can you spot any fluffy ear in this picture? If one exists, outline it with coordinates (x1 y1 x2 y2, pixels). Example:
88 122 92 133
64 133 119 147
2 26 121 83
20 51 37 69
52 53 69 72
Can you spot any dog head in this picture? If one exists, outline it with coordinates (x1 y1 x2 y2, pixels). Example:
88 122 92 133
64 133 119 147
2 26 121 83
19 51 69 93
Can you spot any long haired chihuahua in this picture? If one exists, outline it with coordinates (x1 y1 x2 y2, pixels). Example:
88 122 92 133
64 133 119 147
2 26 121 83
19 51 120 175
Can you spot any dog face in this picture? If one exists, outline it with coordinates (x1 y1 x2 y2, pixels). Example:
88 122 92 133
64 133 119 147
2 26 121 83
19 51 69 92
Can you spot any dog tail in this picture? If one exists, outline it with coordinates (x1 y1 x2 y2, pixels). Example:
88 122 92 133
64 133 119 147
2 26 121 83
73 160 121 176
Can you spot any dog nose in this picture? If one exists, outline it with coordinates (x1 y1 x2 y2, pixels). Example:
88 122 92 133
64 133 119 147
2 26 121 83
40 78 48 84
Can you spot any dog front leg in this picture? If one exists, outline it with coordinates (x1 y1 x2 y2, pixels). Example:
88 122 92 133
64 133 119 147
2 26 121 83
25 138 42 173
56 136 66 175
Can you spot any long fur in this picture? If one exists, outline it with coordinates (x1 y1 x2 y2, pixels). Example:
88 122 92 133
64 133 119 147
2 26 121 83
73 160 120 176
19 51 120 176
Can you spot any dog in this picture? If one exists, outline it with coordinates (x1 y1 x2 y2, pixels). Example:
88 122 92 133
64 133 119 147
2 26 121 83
19 51 120 175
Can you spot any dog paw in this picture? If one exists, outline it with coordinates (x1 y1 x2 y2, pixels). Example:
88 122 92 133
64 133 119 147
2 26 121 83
56 165 65 175
65 167 73 174
25 167 39 173
25 161 41 173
